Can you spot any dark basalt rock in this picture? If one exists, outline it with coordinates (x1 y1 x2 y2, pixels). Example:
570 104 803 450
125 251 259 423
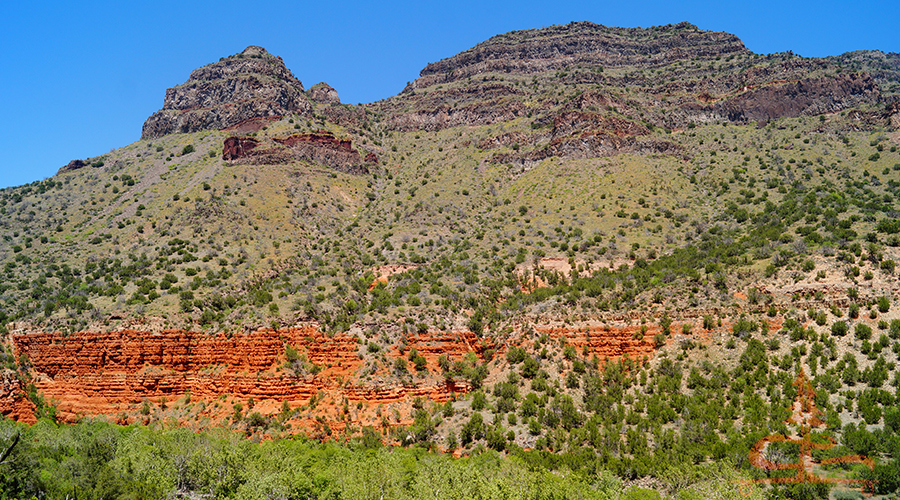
57 159 89 174
713 73 879 123
407 21 749 90
142 46 311 139
222 131 369 175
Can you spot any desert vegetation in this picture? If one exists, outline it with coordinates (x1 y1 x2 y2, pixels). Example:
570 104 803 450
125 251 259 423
2 21 900 499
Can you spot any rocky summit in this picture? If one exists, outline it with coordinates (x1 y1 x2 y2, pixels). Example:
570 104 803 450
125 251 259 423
3 21 900 499
141 46 312 139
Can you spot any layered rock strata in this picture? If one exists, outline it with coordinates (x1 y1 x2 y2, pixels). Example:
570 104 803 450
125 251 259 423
223 131 373 174
4 321 657 426
8 326 469 424
0 370 35 424
407 21 749 89
142 46 311 139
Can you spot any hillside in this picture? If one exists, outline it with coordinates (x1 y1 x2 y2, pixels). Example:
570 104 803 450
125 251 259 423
2 22 900 498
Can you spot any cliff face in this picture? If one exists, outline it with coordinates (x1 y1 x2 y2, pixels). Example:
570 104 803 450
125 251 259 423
4 321 657 429
222 130 373 174
378 21 887 167
141 46 312 139
408 21 749 90
137 25 890 161
0 370 35 424
7 326 472 427
691 72 880 124
387 83 527 131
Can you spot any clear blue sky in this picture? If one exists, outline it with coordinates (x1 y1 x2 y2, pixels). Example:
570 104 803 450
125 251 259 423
1 0 897 189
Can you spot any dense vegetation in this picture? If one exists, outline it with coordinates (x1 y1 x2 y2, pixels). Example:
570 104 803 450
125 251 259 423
0 416 811 500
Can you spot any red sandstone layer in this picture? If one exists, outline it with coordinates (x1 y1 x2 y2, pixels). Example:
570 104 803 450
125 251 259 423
2 320 659 430
5 325 472 426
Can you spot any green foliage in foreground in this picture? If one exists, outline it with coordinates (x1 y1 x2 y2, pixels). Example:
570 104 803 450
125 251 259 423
0 417 766 500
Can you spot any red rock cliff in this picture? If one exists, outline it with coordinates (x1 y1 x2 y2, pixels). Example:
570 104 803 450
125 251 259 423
8 326 470 429
5 319 660 432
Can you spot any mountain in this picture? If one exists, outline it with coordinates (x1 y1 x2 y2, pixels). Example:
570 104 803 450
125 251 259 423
141 46 312 139
2 21 900 497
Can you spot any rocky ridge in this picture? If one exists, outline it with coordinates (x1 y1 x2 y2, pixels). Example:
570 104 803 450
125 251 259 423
407 21 749 90
141 46 312 139
308 82 340 105
373 22 893 169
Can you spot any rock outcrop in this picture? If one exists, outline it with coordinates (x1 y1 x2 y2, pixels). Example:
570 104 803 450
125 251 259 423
57 159 89 175
6 321 658 427
308 82 340 105
706 73 879 124
390 23 887 137
886 100 900 129
490 105 681 166
0 369 35 424
223 130 373 174
9 326 478 426
222 136 260 160
533 324 657 360
141 46 312 139
275 131 371 174
406 21 749 90
388 83 526 131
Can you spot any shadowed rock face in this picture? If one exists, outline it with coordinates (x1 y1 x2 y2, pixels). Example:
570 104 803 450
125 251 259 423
710 73 879 123
57 159 88 174
141 46 312 139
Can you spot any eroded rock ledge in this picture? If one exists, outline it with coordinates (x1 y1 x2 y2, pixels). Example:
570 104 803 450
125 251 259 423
3 321 656 431
222 130 375 174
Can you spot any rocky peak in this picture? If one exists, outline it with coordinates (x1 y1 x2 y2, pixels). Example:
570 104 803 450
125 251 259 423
308 82 340 105
141 46 312 139
240 45 269 57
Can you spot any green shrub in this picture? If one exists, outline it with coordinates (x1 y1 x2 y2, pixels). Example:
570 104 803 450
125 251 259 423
832 321 849 337
285 344 299 362
855 323 873 340
506 346 527 364
471 391 487 411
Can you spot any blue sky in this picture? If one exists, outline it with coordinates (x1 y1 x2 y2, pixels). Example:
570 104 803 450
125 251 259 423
1 0 897 189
